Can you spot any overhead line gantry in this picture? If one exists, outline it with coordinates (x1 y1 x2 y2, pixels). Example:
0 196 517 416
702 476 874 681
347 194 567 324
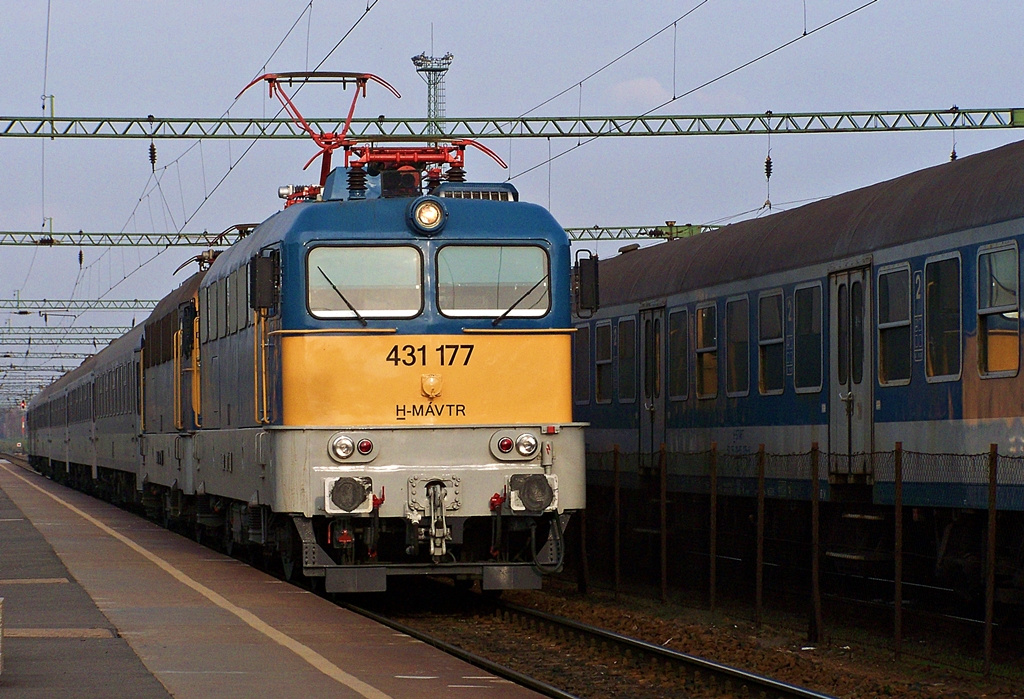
2 108 1022 140
0 326 132 341
0 223 716 246
0 299 157 312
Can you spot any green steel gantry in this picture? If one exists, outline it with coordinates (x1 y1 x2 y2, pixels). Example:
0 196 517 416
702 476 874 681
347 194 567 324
0 224 715 246
2 108 1022 140
0 326 132 342
0 299 157 312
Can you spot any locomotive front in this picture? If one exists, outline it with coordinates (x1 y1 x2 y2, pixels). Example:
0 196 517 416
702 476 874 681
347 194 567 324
246 174 585 592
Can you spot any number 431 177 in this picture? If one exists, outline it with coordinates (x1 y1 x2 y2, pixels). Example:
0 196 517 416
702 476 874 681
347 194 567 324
386 344 474 366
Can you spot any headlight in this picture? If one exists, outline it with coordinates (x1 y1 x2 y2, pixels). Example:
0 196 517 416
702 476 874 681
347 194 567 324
516 433 538 456
407 196 447 235
330 435 355 460
416 200 443 228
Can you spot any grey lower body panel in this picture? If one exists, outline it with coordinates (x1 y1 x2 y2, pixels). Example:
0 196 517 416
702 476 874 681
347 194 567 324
319 563 542 593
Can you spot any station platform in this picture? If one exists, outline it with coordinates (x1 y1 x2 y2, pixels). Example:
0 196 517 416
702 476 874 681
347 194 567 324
0 459 539 698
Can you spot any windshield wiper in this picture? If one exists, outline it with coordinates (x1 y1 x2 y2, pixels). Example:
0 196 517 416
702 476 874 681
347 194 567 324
317 266 367 326
492 275 548 327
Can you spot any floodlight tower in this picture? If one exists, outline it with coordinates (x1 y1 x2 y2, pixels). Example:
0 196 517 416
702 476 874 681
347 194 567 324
411 52 453 138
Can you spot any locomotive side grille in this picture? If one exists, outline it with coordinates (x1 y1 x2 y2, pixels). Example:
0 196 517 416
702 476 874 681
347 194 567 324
437 189 514 201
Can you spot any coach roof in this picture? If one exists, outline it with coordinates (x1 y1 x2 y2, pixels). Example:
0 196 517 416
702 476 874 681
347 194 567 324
599 138 1024 306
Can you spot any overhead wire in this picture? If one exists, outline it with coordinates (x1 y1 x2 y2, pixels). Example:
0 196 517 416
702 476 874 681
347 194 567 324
510 0 881 181
68 0 383 312
516 1 712 120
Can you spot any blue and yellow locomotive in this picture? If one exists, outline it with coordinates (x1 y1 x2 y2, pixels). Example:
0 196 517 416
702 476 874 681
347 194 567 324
26 73 587 592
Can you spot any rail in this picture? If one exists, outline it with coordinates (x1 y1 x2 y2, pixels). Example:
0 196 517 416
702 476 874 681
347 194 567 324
493 601 836 699
345 603 577 699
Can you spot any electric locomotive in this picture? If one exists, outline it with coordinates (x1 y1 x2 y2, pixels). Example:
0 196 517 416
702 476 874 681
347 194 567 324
26 73 589 592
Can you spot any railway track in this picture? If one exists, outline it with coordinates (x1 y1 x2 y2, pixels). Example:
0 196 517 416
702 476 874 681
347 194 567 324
345 586 837 699
491 600 836 699
5 451 1013 695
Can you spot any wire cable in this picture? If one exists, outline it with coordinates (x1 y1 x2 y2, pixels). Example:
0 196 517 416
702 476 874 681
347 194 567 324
510 0 881 181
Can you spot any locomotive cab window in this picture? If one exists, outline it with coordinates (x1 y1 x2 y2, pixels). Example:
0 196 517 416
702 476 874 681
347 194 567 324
925 254 962 381
878 266 912 384
307 245 422 319
758 292 784 394
437 245 549 318
978 243 1019 376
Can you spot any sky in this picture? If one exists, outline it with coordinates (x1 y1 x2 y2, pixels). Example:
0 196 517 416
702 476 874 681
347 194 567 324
1 0 1023 399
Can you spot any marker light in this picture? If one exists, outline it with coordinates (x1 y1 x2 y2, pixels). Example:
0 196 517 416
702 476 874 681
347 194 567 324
497 437 515 453
357 439 374 455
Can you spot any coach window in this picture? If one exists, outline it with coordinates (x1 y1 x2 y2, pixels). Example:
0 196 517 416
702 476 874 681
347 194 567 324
758 292 784 394
668 309 688 400
437 245 549 319
878 267 912 384
851 280 865 384
978 243 1019 376
573 325 591 404
218 279 229 338
696 303 718 399
235 267 249 330
595 322 613 403
925 254 962 380
308 246 423 319
199 285 209 344
226 272 237 335
726 297 749 396
209 285 219 340
794 284 822 392
618 318 637 402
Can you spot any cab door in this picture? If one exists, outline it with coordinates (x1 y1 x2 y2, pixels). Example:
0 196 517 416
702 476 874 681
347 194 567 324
829 267 874 481
639 307 666 472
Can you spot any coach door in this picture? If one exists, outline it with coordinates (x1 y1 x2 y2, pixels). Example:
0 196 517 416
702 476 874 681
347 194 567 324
829 267 874 482
639 307 666 473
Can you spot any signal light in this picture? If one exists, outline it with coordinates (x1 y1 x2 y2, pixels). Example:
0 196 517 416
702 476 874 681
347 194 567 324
516 433 538 456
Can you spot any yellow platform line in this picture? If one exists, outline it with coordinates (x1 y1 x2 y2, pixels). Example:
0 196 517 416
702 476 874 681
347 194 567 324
4 627 112 638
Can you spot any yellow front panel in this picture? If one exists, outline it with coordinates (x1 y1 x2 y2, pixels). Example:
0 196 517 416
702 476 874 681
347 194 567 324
280 332 573 426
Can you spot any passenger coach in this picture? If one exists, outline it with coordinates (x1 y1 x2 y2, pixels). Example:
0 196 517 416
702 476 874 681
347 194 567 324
576 139 1024 602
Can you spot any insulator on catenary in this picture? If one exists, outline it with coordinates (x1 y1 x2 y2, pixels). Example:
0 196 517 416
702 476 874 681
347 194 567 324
764 155 773 180
149 142 157 171
78 250 83 268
